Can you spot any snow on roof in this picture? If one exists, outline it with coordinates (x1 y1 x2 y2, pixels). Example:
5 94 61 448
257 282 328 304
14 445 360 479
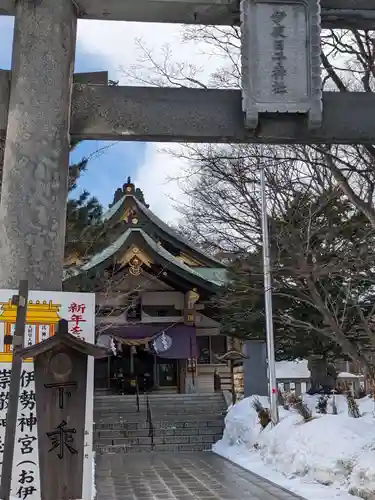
275 360 363 380
276 360 310 379
337 372 362 379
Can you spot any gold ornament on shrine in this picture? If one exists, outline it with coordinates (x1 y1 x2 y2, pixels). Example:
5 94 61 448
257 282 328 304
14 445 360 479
118 245 152 276
0 299 61 362
186 288 200 309
129 257 142 276
121 206 138 225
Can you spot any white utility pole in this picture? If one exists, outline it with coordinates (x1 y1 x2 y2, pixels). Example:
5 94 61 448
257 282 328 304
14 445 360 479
259 159 279 424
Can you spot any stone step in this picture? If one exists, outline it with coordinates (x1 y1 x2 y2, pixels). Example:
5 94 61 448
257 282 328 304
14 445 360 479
94 427 222 440
94 400 225 406
94 421 224 431
95 393 224 399
94 399 226 406
95 433 220 446
94 429 223 444
94 442 213 454
94 402 226 409
94 404 226 412
95 397 225 403
94 417 224 428
94 405 226 417
93 392 225 454
94 411 226 418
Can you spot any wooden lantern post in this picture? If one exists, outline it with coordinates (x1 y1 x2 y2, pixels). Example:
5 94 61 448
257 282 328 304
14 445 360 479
218 349 248 406
17 319 109 500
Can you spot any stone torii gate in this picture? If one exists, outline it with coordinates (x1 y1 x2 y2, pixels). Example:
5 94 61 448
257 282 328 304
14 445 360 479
0 0 374 291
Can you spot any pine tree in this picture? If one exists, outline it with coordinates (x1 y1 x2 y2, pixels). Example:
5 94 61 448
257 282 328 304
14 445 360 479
65 153 106 261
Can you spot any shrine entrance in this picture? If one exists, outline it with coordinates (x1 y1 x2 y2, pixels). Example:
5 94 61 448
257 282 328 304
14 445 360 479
156 358 178 390
96 344 180 394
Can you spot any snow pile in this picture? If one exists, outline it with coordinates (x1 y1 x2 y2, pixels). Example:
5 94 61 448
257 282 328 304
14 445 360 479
214 395 375 500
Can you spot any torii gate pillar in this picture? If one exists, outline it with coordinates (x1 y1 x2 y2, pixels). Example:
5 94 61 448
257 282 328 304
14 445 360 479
0 0 77 290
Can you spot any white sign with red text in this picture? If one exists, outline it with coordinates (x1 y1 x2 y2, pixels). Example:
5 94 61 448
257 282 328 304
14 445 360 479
0 290 95 500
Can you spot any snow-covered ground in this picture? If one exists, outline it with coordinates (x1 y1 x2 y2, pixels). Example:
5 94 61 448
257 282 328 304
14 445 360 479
213 395 375 500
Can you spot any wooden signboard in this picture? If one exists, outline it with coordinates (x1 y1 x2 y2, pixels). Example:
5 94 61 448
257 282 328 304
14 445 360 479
35 346 87 499
18 320 108 500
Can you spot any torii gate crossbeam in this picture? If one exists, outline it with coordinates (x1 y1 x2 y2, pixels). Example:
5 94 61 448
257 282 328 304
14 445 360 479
0 0 374 292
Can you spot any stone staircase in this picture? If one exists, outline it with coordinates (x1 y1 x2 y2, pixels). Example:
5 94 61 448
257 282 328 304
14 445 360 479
93 393 227 454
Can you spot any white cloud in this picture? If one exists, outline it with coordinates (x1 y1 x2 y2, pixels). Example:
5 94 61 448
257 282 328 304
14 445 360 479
132 143 190 224
77 20 221 223
77 20 219 84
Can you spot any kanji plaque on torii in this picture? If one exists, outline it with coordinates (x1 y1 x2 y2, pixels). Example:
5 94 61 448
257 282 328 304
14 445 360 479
241 0 322 129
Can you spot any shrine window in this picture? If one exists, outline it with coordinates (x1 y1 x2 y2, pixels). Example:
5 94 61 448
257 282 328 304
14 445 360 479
142 305 181 317
197 335 227 364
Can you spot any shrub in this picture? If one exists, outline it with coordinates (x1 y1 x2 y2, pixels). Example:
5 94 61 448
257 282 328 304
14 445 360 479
251 397 271 429
293 396 313 422
286 392 298 406
346 393 361 418
316 395 329 414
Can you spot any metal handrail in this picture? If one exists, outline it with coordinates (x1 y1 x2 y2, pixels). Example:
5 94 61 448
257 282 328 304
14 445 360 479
136 380 140 413
146 395 154 450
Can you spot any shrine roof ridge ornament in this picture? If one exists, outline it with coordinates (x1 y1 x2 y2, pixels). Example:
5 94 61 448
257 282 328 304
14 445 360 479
0 0 373 28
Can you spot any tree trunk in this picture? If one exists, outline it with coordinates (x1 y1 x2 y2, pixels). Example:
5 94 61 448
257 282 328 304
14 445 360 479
307 355 336 393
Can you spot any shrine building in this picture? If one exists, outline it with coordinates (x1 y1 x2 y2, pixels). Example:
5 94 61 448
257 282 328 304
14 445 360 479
63 178 231 394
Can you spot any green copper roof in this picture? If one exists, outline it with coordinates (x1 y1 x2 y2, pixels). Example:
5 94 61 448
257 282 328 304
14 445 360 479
63 228 133 280
102 196 125 222
63 228 225 287
192 268 228 286
101 194 224 267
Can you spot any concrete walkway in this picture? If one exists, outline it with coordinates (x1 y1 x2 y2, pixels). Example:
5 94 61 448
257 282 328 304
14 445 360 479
96 452 305 500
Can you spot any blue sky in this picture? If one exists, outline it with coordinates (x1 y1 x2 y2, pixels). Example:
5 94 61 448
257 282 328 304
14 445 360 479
0 16 147 211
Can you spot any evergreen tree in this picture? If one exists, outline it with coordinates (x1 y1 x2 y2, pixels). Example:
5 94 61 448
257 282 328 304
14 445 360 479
65 152 106 261
65 190 105 259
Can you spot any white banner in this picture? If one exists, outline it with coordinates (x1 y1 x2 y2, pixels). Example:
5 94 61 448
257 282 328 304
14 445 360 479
0 290 95 500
